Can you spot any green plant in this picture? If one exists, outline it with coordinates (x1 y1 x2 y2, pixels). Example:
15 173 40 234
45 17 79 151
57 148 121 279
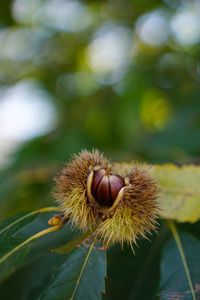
0 150 200 300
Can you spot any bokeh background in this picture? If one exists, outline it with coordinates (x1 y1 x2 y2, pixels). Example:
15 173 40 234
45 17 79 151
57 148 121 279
1 0 200 218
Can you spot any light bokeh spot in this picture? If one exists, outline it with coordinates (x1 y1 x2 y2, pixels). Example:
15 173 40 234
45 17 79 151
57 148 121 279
86 23 132 76
136 10 169 46
171 6 200 46
0 81 56 140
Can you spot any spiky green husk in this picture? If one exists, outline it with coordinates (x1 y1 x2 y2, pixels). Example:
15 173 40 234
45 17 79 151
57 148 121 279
54 149 108 230
96 166 158 246
55 150 159 246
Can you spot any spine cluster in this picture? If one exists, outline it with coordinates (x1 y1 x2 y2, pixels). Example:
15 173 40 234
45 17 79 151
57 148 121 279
55 150 159 246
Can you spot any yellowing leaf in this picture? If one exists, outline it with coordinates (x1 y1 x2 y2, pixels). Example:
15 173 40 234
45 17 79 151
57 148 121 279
113 163 200 223
150 164 200 223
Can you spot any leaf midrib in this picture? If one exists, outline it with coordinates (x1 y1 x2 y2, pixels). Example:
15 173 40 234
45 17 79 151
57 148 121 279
70 241 96 300
167 220 197 300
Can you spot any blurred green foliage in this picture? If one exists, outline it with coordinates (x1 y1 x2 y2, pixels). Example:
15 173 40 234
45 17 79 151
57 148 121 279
0 0 200 217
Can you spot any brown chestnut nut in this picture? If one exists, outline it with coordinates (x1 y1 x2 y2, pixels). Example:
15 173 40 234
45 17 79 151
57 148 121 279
89 168 125 207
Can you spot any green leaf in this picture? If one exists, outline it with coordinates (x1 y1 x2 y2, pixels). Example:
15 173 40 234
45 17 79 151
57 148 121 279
103 224 166 300
0 216 36 282
0 225 62 283
0 207 60 282
0 252 68 300
40 241 107 300
0 212 37 259
159 223 200 300
52 231 92 254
